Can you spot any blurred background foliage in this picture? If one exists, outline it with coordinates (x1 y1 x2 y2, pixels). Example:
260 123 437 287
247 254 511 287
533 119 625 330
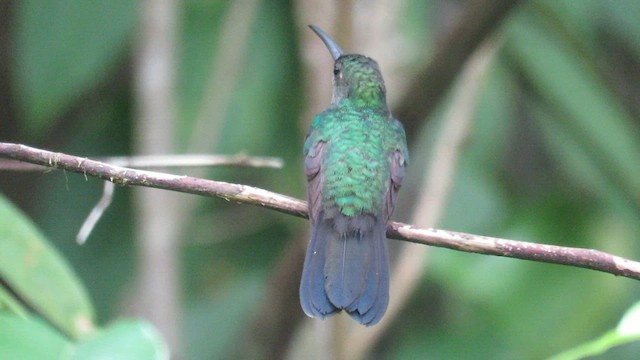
1 0 640 359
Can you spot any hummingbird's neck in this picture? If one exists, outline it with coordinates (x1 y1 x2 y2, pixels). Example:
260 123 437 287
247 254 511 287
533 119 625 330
335 97 389 114
333 86 388 110
353 85 387 109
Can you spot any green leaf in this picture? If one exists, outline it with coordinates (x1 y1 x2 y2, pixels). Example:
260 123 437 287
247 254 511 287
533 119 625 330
506 8 640 210
0 314 168 360
0 312 71 360
548 301 640 360
606 0 640 58
13 0 137 137
71 320 169 360
617 302 640 337
0 286 29 317
0 193 95 338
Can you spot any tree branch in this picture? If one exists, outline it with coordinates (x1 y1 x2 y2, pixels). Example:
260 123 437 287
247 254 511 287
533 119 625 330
0 143 307 218
395 0 522 142
0 154 283 171
1 141 639 281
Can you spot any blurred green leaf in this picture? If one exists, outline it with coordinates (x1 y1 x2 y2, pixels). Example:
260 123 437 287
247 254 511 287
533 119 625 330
0 313 167 360
617 301 640 337
13 0 137 136
548 301 640 360
606 0 640 58
0 286 29 317
506 8 640 210
0 312 70 360
0 193 95 338
71 320 169 360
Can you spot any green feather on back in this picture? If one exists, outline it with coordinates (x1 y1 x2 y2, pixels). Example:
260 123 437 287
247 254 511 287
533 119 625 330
305 101 406 217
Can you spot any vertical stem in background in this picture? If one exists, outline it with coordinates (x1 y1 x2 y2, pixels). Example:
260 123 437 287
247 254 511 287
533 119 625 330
188 0 260 154
133 2 259 356
169 0 260 261
344 38 500 360
133 0 180 354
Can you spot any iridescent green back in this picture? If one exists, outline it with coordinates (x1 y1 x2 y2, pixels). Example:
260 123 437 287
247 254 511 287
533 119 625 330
305 101 406 217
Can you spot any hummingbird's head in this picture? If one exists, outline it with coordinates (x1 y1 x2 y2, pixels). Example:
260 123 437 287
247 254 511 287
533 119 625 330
309 25 388 109
331 54 387 108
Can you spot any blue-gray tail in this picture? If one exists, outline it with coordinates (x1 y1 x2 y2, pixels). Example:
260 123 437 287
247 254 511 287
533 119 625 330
299 211 389 326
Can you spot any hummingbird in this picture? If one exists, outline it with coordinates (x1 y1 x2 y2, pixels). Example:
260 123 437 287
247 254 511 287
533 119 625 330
300 25 408 326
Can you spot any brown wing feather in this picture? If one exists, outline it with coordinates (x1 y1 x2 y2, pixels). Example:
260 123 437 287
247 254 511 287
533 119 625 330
305 141 325 222
384 149 406 222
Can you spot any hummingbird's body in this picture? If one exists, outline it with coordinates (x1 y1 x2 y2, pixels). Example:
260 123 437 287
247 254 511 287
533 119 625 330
300 26 408 326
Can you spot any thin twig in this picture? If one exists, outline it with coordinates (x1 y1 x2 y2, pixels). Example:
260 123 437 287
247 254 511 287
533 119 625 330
74 154 281 244
0 154 283 171
105 154 283 168
0 153 282 245
1 141 639 281
0 160 48 171
76 181 115 244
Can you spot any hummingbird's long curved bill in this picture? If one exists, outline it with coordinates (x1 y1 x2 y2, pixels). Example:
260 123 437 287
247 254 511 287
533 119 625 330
308 25 344 60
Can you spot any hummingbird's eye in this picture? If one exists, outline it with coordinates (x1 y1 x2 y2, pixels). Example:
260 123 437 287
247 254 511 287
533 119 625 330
333 68 340 76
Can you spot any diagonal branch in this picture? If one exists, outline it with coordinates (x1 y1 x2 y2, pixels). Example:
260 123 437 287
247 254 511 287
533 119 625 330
394 0 523 141
1 141 639 281
0 143 307 218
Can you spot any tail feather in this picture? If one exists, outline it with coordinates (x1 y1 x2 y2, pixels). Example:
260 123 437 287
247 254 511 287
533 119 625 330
300 211 389 326
325 229 370 310
349 219 389 325
300 213 337 318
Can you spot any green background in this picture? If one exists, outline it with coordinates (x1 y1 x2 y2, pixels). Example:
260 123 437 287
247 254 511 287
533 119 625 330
1 0 640 359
